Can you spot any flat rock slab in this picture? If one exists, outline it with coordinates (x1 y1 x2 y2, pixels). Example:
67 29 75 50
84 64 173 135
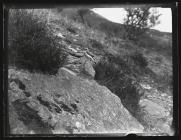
8 68 144 134
139 99 168 118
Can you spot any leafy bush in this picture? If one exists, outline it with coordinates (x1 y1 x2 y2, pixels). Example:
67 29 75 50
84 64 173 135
131 52 148 68
123 7 161 41
8 9 67 74
94 54 143 113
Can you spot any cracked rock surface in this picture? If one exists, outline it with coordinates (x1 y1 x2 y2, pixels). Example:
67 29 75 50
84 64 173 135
8 68 144 134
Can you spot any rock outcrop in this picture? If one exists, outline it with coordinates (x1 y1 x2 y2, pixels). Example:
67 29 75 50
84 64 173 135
64 48 96 78
83 61 95 78
8 68 144 134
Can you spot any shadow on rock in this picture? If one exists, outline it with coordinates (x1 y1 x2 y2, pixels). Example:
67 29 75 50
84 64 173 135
12 99 53 134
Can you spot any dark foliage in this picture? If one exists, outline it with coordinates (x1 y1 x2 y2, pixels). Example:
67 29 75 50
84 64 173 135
123 7 161 41
67 27 77 34
77 9 89 24
89 39 104 50
131 52 148 68
8 9 67 75
94 54 143 113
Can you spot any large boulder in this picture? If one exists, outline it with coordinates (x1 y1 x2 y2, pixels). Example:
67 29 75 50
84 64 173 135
82 61 95 78
140 99 169 118
8 68 144 134
139 99 174 135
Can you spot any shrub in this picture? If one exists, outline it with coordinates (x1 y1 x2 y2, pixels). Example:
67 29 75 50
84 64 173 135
131 52 148 68
77 9 89 24
8 9 67 75
123 7 161 41
94 54 143 113
67 27 77 34
89 39 104 50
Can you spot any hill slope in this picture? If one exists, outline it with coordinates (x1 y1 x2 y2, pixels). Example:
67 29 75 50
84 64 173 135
7 9 173 135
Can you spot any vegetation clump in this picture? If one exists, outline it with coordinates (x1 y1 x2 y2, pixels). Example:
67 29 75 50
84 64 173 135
131 52 148 68
94 54 143 114
8 9 67 75
123 7 161 41
89 39 104 50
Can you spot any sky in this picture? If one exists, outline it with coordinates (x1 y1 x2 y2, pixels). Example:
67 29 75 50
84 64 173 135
92 8 172 33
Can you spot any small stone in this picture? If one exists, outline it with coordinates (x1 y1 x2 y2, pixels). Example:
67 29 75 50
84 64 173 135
24 76 31 81
29 130 35 134
87 120 92 126
56 32 65 38
140 83 151 90
75 122 82 129
147 95 152 98
73 129 79 133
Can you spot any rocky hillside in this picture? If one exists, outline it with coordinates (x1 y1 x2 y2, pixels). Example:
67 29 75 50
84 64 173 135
9 67 144 134
7 9 174 136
